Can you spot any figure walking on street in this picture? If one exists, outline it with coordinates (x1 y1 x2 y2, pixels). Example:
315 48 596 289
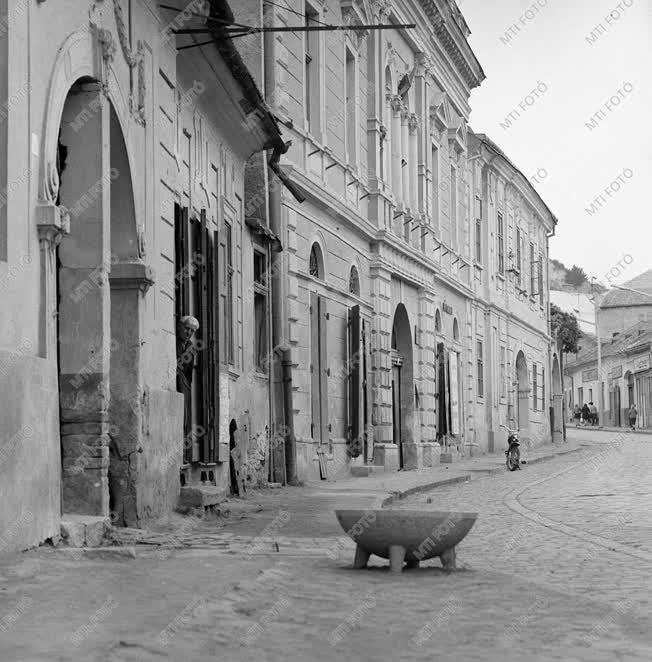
589 401 598 426
628 404 638 431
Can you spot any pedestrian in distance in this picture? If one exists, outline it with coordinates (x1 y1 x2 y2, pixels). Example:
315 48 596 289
628 404 637 431
581 403 590 426
573 404 581 426
588 401 598 426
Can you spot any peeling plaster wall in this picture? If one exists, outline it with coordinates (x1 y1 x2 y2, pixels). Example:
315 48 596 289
0 355 60 557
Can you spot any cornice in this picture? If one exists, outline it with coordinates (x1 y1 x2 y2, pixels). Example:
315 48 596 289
416 0 485 90
279 165 378 243
372 230 475 301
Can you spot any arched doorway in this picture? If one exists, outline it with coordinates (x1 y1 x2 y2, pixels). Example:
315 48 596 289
391 304 413 469
552 355 563 442
56 80 147 522
515 351 529 433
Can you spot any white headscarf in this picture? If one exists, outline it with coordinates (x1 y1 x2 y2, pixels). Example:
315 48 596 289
180 315 199 330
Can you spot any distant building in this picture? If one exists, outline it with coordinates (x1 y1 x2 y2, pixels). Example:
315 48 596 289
550 290 596 335
565 320 652 428
599 270 652 337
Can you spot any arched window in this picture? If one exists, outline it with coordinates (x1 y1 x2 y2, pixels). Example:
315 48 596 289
349 265 360 296
309 242 323 279
435 309 442 333
453 318 459 341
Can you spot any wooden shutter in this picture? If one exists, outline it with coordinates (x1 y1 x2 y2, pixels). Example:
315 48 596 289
310 291 320 441
445 349 452 433
362 317 371 462
212 229 220 463
174 203 190 322
437 342 447 436
197 210 208 460
348 305 362 456
319 296 329 447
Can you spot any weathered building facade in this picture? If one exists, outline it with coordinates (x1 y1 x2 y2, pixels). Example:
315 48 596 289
467 133 559 447
248 0 558 481
0 0 561 555
0 0 291 554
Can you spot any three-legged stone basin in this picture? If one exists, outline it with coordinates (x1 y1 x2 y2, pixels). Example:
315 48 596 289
335 509 478 572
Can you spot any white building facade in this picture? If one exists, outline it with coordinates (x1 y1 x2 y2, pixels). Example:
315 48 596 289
252 0 558 480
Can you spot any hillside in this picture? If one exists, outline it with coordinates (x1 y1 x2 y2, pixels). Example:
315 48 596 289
549 258 607 294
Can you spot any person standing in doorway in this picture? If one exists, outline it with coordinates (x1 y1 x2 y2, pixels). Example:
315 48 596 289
176 316 200 446
628 404 638 431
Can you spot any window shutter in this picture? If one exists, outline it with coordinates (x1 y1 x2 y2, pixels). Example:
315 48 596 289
348 305 362 456
319 295 329 447
437 342 447 436
362 317 370 462
212 228 220 462
310 291 320 441
445 349 452 433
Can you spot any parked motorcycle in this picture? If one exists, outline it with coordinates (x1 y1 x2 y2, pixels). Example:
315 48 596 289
500 424 521 471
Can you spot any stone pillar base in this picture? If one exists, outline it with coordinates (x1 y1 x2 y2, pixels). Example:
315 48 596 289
373 443 400 472
402 442 422 471
421 442 439 468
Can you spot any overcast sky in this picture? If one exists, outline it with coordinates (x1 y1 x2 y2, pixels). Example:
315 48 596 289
461 0 651 287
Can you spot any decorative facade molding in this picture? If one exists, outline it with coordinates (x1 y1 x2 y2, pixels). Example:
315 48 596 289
385 40 397 70
36 203 70 248
408 113 419 134
97 28 116 64
429 92 452 134
415 52 433 78
448 118 467 154
109 261 155 294
112 0 146 125
378 122 387 142
416 0 484 89
42 161 60 205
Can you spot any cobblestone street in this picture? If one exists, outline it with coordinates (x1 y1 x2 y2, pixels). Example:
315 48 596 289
1 430 651 661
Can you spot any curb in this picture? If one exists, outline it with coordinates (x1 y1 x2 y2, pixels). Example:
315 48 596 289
379 444 585 507
46 546 137 560
570 425 649 435
378 474 472 508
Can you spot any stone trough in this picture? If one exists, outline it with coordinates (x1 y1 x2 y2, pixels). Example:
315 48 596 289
335 509 478 572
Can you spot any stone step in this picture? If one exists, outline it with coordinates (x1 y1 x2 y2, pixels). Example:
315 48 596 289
178 485 227 511
59 515 111 548
351 465 386 477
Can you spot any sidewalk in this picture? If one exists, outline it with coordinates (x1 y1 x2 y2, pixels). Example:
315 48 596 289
567 423 650 435
306 438 585 509
112 439 585 545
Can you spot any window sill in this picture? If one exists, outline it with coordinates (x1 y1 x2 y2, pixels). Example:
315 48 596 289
228 368 240 381
252 370 269 381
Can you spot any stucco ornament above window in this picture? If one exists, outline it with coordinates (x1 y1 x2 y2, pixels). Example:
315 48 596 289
340 0 372 47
